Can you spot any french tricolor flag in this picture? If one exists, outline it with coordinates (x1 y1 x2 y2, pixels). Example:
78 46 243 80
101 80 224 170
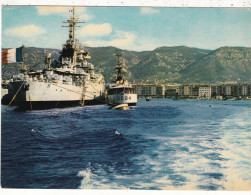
2 47 23 64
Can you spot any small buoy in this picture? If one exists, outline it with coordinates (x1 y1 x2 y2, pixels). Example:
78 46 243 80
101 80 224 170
31 129 35 132
209 105 211 107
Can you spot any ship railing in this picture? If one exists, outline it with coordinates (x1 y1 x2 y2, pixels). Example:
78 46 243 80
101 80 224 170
13 73 26 81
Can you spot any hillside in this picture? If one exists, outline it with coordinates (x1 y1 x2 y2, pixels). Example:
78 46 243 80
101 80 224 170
181 47 251 83
85 47 141 82
130 46 210 83
1 46 251 84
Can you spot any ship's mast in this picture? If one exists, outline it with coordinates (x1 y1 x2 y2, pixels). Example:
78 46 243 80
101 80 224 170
72 7 76 41
62 7 84 45
20 45 27 74
115 51 123 82
61 7 85 65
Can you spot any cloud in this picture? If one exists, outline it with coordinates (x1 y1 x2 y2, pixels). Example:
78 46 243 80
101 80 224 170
4 25 46 37
84 31 136 49
140 7 160 15
82 28 164 51
36 6 93 21
77 23 112 37
108 31 136 48
37 6 69 15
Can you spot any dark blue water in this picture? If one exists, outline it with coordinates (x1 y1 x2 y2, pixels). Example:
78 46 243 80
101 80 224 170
1 99 251 190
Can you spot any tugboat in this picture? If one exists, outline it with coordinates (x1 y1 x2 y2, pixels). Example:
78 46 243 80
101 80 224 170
107 51 137 109
6 8 105 110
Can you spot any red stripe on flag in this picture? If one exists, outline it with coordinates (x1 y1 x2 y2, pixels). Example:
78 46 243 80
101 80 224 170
2 59 8 64
2 58 8 64
2 50 8 55
2 50 9 64
2 50 8 57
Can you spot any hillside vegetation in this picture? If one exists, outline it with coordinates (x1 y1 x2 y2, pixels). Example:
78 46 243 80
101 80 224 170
2 46 251 84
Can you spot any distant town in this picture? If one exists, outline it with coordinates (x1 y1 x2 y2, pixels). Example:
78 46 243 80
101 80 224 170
133 82 251 100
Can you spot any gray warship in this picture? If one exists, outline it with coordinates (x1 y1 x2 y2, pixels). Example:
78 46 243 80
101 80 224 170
7 8 105 110
107 52 137 107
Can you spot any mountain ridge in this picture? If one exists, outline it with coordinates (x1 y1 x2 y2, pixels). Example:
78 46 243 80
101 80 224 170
2 46 251 84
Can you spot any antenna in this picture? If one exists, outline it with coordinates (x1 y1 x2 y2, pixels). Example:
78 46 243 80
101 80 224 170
61 7 85 41
116 51 122 67
115 51 124 83
44 49 52 69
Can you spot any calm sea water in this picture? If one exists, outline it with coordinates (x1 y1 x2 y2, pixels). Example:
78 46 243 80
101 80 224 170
1 99 251 190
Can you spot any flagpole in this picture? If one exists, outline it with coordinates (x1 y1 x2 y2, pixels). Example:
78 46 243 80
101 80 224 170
21 44 27 74
22 44 24 62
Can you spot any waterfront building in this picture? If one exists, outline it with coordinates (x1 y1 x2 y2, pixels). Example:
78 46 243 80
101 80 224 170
247 84 251 96
241 85 248 96
132 84 165 98
184 85 191 96
211 84 217 97
132 83 251 99
224 85 232 96
199 87 211 99
165 87 178 97
211 83 251 98
239 84 251 97
178 86 184 96
183 85 199 97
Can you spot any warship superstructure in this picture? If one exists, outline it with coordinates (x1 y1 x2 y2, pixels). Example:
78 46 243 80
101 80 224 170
7 8 105 109
107 52 137 106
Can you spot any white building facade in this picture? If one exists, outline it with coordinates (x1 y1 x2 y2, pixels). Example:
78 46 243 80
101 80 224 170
199 87 211 99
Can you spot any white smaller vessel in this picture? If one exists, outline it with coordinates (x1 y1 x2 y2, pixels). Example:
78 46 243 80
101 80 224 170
110 103 130 110
107 52 137 107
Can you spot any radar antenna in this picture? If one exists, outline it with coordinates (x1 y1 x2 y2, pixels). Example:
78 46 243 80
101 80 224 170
44 50 52 69
115 51 124 83
61 7 85 43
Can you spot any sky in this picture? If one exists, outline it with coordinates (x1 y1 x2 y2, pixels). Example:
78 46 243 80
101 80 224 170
1 6 251 51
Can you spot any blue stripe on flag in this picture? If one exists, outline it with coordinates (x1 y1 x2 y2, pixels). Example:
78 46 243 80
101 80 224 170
16 47 23 62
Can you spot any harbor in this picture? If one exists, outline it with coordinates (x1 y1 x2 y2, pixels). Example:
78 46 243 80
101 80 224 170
2 99 251 190
1 5 251 192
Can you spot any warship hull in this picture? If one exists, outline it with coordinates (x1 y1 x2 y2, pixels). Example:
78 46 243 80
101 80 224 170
14 100 104 110
8 81 105 109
